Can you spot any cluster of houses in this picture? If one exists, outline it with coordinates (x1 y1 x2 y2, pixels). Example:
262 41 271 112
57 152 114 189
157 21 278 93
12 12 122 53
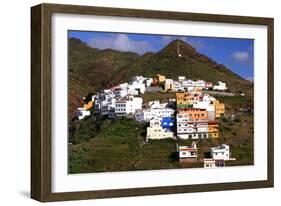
175 91 225 140
76 74 228 120
75 74 235 168
140 90 225 141
164 75 227 92
76 76 150 120
76 74 226 141
178 142 236 168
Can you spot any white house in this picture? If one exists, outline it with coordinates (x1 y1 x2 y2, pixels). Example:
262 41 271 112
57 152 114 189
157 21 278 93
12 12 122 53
210 144 230 160
165 79 174 84
181 79 195 91
173 81 185 91
94 92 116 114
113 83 128 98
115 96 143 117
135 101 175 122
176 122 209 139
76 107 91 120
193 101 215 112
127 81 145 95
132 76 146 83
178 142 197 159
178 76 186 81
192 94 216 120
213 81 227 91
135 108 175 122
204 159 225 168
176 112 209 139
197 80 205 86
91 95 96 102
145 78 153 87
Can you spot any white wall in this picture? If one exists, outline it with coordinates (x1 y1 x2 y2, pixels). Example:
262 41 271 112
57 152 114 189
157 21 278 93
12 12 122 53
0 0 280 205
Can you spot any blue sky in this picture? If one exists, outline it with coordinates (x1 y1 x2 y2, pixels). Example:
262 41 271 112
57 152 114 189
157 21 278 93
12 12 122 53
69 31 254 80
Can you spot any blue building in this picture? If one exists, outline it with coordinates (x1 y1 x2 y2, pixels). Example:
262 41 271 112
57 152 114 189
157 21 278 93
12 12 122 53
161 117 175 130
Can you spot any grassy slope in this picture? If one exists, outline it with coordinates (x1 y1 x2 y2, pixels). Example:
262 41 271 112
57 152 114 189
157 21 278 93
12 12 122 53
69 38 140 96
69 94 253 173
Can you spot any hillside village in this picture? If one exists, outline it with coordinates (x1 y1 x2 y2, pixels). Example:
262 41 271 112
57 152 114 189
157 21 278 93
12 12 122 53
75 74 237 168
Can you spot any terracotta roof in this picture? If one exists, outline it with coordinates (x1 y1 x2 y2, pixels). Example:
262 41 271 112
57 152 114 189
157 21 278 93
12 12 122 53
180 148 197 151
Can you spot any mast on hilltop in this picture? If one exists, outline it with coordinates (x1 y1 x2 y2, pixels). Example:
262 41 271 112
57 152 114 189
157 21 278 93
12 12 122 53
177 38 182 58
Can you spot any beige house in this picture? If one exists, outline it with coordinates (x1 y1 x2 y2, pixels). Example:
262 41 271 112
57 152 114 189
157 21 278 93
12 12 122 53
214 100 225 118
156 74 166 83
146 125 174 140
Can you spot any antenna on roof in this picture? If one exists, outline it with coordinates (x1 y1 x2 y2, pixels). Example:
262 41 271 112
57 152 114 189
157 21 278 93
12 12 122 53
177 37 182 58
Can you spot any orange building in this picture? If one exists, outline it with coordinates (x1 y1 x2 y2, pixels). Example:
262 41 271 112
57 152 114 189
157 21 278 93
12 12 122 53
176 92 201 105
177 108 208 121
214 100 225 118
83 100 94 110
208 121 219 138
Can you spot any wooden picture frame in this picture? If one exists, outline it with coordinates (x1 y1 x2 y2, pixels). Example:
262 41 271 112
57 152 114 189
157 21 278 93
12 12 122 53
31 3 274 202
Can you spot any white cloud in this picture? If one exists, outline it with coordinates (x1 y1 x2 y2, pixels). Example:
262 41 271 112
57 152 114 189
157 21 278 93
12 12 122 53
231 51 250 63
88 34 152 54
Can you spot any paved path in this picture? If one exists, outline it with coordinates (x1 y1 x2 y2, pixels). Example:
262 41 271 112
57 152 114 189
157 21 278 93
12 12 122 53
203 91 236 96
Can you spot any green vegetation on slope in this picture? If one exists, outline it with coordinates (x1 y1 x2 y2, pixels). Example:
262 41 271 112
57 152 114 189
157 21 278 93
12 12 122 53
69 95 253 173
69 38 140 97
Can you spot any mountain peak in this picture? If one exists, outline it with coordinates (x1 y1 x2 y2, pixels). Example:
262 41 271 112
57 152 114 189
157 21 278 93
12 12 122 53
158 39 219 66
158 39 197 58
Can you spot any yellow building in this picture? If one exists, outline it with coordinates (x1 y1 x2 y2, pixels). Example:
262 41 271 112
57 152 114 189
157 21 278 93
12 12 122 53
214 100 225 118
176 92 200 105
208 121 219 138
83 100 94 110
156 74 166 83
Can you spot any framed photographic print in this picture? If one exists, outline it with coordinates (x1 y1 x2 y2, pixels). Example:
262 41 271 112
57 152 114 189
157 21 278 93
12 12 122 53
31 3 274 202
